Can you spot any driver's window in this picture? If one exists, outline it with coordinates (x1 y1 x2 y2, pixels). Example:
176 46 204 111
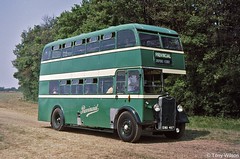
127 70 140 93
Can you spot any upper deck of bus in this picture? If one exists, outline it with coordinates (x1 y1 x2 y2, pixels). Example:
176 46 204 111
40 23 185 76
43 23 179 50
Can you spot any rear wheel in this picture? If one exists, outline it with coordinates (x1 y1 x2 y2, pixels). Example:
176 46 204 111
51 108 65 131
117 111 142 143
164 123 185 139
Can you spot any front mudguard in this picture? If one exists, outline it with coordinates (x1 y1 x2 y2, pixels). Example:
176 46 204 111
176 111 189 123
113 106 141 129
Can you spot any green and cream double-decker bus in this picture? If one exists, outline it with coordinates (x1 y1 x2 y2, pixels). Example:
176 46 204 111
38 23 189 142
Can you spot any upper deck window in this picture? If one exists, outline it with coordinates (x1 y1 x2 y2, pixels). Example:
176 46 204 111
75 39 85 46
139 33 160 48
88 36 99 43
51 45 62 59
62 42 73 57
103 32 114 40
73 39 86 55
42 47 51 61
161 37 182 51
100 32 115 51
117 29 136 48
87 36 99 53
64 42 72 48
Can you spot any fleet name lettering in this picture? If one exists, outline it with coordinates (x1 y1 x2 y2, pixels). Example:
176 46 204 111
81 104 99 117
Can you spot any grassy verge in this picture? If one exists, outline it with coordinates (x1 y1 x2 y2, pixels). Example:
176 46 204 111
186 116 240 143
188 116 240 131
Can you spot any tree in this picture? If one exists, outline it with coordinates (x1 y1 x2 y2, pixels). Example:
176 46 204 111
13 17 56 101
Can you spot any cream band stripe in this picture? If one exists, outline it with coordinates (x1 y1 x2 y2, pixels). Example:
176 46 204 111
38 94 160 99
39 68 186 81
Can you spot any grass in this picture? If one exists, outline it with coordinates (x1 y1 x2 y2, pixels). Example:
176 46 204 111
188 116 240 131
186 116 240 144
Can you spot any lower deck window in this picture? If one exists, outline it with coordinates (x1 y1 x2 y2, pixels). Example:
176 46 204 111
49 80 59 94
99 77 113 94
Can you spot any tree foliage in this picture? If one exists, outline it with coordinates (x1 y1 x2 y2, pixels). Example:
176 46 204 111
12 17 56 101
13 0 240 117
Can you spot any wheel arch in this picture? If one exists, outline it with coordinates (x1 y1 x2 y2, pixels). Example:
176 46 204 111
113 106 141 129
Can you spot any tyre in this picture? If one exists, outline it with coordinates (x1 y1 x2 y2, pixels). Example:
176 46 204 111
117 111 142 143
51 107 65 131
164 123 185 139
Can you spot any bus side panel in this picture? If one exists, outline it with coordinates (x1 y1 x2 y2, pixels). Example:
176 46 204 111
38 81 49 95
113 97 144 123
62 98 116 128
58 98 77 124
38 98 77 124
38 98 53 122
75 98 101 127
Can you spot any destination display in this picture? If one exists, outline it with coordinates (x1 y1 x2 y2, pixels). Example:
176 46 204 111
155 52 172 65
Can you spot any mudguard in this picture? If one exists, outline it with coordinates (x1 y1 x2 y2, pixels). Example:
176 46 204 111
113 106 141 129
176 111 189 123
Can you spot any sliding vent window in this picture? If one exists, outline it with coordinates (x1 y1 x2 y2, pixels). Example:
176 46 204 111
100 32 115 51
71 79 83 95
60 80 71 94
84 78 97 94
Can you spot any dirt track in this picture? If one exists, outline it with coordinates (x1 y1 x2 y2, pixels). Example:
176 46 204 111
0 93 240 159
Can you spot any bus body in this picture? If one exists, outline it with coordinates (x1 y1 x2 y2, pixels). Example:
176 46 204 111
38 23 189 142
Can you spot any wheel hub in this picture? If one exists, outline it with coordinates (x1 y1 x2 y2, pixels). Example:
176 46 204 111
122 121 131 135
57 117 61 123
124 124 129 131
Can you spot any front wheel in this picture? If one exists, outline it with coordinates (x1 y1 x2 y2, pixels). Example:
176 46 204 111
164 123 185 139
117 111 142 143
51 107 65 131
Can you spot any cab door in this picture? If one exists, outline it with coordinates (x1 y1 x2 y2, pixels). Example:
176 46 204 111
110 69 142 127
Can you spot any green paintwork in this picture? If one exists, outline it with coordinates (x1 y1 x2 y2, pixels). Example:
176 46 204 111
38 97 148 128
38 23 185 130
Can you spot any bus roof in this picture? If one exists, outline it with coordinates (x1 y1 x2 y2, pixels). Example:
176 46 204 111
45 23 179 48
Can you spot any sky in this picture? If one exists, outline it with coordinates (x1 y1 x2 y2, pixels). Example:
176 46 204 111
0 0 82 88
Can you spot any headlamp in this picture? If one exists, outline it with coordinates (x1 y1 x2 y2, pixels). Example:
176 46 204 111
153 104 161 112
177 105 183 112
